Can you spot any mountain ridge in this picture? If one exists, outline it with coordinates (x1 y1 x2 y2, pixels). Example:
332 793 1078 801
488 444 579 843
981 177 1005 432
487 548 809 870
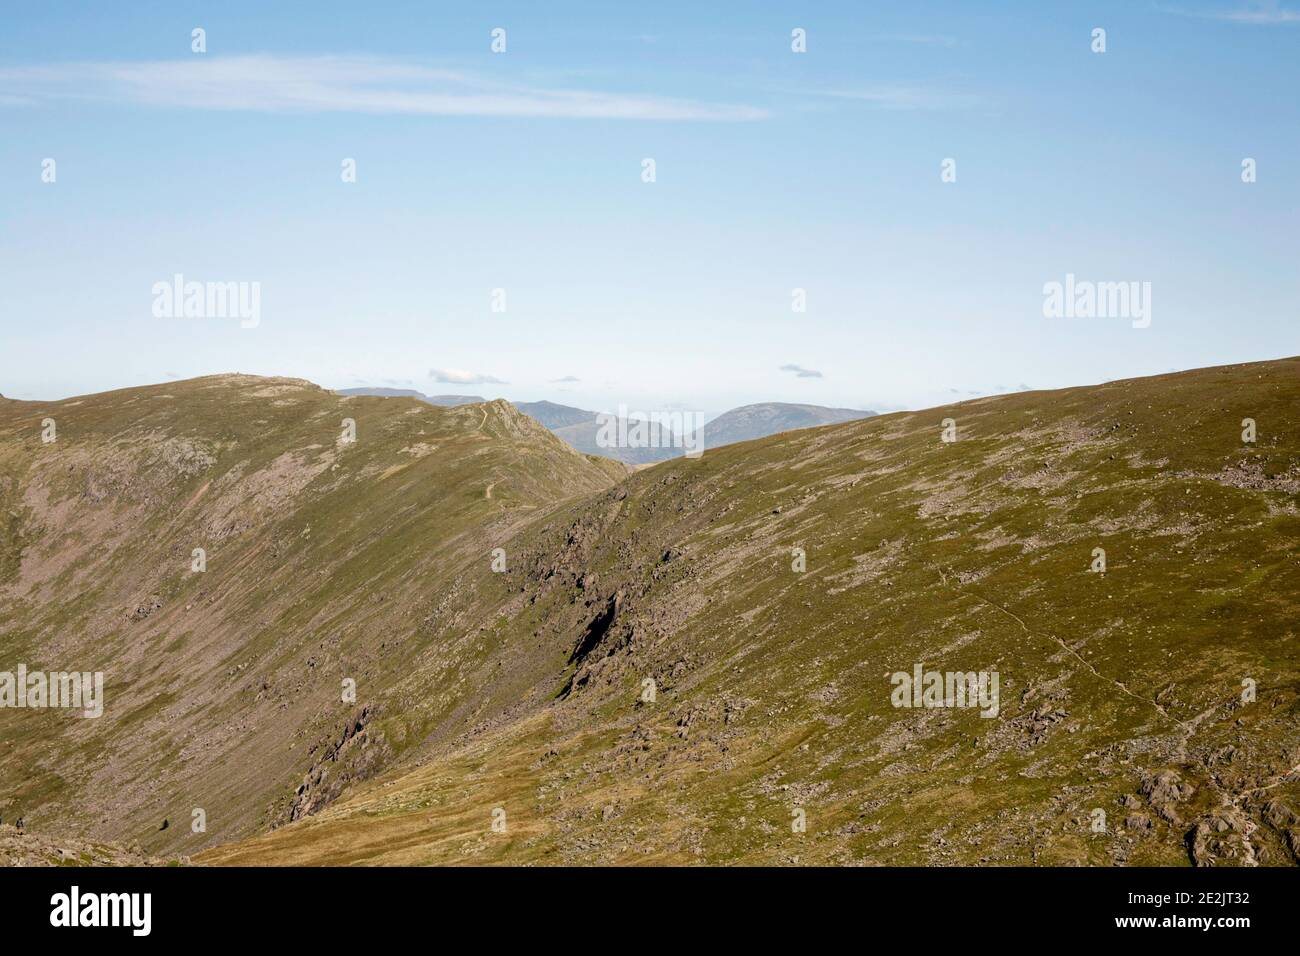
195 356 1300 865
3 359 1298 866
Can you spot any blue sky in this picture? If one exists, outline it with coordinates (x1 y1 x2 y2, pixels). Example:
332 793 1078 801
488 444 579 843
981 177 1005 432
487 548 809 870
1 1 1297 414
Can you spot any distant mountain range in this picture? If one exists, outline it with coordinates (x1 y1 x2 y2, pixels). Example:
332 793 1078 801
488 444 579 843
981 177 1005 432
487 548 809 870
698 402 874 448
550 416 682 467
337 389 875 462
513 400 599 430
338 388 485 407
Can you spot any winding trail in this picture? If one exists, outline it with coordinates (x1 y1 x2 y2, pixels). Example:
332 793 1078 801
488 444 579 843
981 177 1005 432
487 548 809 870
937 566 1300 865
937 565 1186 731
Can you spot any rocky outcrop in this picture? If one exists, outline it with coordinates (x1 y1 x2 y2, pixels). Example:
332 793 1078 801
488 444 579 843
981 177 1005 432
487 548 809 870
283 705 391 824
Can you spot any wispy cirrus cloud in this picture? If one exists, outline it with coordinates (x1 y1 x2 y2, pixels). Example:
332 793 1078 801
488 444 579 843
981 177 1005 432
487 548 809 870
779 363 823 379
1158 2 1300 23
808 85 983 111
0 54 770 120
430 367 507 385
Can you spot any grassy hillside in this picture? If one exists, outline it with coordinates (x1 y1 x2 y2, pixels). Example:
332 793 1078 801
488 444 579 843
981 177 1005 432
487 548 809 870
0 375 624 852
3 361 1297 866
195 358 1300 866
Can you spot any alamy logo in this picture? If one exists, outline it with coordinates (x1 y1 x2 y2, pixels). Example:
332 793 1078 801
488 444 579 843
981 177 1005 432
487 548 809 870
889 664 1000 718
595 405 705 458
152 273 261 328
0 665 103 718
50 886 151 936
1042 273 1150 328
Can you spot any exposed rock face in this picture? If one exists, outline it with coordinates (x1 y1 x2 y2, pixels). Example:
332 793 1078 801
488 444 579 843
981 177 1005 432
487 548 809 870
1141 769 1193 825
285 705 391 823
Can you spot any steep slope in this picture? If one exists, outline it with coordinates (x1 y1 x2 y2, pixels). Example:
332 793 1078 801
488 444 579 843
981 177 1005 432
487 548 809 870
694 402 875 450
199 358 1300 867
0 375 623 852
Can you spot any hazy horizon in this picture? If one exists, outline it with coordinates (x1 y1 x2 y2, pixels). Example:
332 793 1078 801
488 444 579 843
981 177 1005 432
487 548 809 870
6 353 1296 424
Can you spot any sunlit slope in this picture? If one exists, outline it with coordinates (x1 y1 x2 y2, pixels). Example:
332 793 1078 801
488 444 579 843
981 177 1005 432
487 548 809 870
0 375 623 852
201 358 1300 866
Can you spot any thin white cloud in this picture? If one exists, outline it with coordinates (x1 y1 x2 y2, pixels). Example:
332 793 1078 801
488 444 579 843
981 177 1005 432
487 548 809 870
0 55 770 120
809 85 982 111
1159 2 1300 22
430 367 507 385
